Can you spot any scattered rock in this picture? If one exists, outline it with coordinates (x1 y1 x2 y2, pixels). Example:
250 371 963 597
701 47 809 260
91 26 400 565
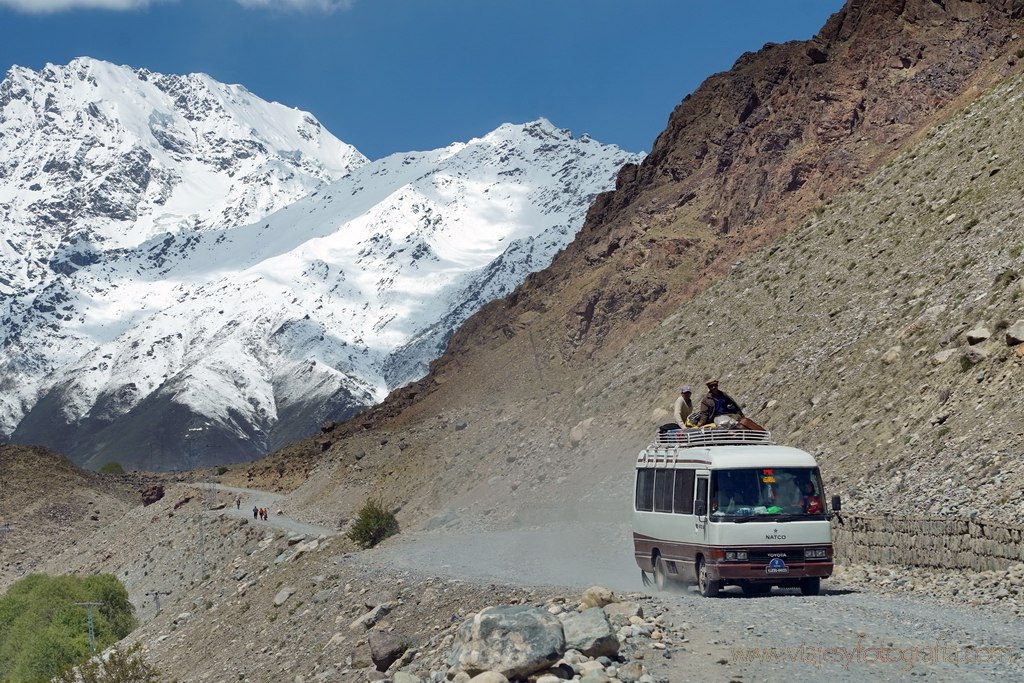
966 326 992 344
1006 320 1024 346
141 484 165 506
368 631 407 671
580 586 616 609
350 603 393 630
274 587 295 607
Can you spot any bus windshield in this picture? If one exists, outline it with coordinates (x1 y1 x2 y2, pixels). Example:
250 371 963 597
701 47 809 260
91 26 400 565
710 467 825 521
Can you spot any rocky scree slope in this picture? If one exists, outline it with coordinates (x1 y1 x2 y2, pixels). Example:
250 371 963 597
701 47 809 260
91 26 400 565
234 0 1023 545
0 58 642 471
0 444 142 591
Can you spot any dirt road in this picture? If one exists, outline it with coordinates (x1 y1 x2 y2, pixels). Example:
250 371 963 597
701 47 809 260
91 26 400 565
207 483 336 537
206 484 1024 681
363 519 1024 682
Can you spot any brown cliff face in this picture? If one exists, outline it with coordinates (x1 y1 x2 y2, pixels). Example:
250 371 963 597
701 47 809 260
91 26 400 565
326 0 1024 434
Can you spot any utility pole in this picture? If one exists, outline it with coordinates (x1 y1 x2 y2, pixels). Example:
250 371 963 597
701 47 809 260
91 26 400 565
144 590 171 614
205 473 216 508
197 514 208 581
74 602 104 653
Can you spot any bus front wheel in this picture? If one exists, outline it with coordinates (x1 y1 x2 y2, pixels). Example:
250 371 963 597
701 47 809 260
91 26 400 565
696 557 720 598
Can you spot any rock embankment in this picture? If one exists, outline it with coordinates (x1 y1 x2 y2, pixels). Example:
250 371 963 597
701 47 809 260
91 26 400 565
833 562 1024 616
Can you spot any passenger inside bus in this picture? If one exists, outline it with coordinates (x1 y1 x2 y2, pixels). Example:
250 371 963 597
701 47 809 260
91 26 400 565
710 468 825 517
802 480 823 513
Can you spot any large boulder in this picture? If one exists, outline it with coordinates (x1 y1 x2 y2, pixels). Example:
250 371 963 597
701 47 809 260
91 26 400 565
449 606 565 679
561 608 619 658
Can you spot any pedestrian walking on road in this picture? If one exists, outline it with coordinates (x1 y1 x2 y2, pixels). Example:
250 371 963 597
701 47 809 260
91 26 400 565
252 505 258 520
236 497 241 510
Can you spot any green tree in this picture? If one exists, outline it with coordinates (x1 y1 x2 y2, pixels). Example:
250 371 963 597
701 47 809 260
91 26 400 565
98 462 124 474
0 574 138 682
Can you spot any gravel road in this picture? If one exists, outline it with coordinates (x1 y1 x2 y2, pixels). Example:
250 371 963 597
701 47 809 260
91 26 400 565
364 519 1024 682
207 485 1024 681
208 483 336 538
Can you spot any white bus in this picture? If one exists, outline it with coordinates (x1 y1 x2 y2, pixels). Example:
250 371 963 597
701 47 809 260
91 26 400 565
632 428 839 597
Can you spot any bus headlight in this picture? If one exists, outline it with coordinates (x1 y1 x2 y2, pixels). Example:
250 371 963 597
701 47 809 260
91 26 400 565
804 547 829 559
724 550 748 561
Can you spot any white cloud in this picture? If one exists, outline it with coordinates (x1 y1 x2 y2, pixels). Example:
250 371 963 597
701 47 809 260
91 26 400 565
0 0 157 12
235 0 354 12
0 0 354 12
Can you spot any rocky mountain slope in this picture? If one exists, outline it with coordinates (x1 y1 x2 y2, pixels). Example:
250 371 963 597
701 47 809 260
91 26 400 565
229 0 1024 537
385 0 1024 391
0 444 142 590
0 59 642 471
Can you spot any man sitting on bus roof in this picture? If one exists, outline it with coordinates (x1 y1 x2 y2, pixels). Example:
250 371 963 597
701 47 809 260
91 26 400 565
696 379 744 426
673 385 694 427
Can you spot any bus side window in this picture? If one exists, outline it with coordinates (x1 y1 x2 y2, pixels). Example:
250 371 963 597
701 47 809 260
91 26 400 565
635 469 654 511
654 469 674 513
674 470 695 514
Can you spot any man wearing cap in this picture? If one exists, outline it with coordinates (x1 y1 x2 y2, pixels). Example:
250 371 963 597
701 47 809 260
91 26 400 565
673 385 694 427
696 379 744 426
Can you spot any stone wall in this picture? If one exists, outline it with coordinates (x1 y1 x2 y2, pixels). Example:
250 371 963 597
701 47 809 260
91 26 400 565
833 514 1024 571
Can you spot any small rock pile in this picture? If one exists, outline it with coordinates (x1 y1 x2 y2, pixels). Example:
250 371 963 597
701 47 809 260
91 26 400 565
350 586 676 683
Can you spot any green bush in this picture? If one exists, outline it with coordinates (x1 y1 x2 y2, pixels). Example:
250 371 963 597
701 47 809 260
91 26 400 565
98 462 124 475
216 466 229 476
347 498 399 549
55 643 166 683
0 574 138 682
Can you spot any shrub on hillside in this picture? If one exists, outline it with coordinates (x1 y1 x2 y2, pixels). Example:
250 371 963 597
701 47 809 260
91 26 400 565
0 574 137 682
56 643 167 683
346 498 399 549
98 462 124 475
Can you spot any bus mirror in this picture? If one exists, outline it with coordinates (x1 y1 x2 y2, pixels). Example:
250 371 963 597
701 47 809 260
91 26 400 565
695 500 707 516
831 495 842 512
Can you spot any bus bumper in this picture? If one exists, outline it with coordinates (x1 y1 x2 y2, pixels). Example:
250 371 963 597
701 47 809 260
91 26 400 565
711 561 833 583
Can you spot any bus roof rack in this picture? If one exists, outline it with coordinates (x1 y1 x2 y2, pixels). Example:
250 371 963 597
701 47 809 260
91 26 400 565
649 428 774 449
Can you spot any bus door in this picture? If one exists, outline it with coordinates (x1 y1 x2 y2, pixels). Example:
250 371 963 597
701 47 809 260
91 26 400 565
696 472 709 541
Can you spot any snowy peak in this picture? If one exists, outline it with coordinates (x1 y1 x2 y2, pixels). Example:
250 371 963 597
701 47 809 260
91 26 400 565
0 57 365 253
0 59 644 471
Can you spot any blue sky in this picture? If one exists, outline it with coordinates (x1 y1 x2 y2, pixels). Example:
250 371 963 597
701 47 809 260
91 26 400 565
0 0 845 160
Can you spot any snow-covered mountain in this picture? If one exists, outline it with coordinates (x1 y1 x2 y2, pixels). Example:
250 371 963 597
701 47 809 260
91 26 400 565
0 59 643 470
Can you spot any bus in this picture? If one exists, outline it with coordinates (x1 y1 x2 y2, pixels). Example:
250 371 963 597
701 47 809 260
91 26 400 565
632 427 839 597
